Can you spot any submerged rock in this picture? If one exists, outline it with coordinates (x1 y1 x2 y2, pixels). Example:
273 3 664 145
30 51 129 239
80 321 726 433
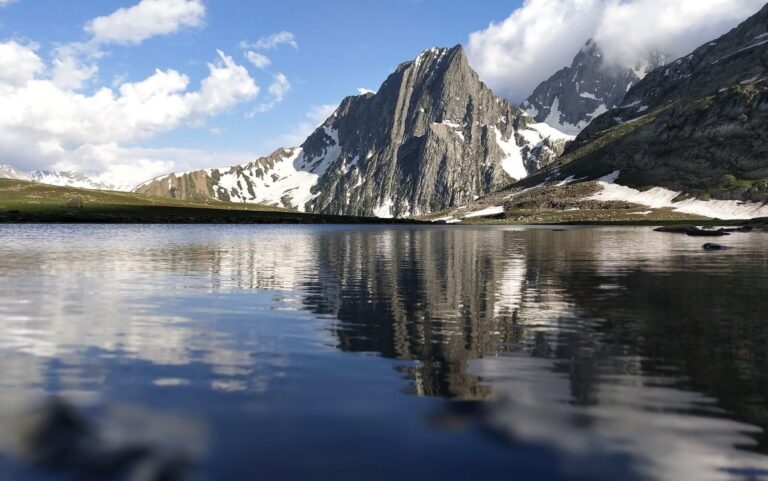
654 225 700 234
686 229 730 237
703 243 730 251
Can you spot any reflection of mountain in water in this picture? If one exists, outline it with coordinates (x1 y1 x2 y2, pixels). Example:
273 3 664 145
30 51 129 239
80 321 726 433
302 228 539 398
302 227 768 479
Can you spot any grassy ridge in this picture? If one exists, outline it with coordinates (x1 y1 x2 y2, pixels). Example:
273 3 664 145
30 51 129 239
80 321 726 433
0 179 420 224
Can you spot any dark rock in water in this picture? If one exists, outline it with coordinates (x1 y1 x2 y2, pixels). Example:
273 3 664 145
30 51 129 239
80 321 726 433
654 225 699 234
66 198 83 209
653 225 730 237
721 226 754 233
703 243 730 250
686 229 730 237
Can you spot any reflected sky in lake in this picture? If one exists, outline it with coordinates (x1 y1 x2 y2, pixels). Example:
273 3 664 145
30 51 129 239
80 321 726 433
0 224 767 481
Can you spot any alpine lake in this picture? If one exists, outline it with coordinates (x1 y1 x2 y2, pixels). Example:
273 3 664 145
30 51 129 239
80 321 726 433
0 224 767 481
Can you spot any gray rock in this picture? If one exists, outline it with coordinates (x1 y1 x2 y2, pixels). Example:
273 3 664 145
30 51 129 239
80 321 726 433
703 243 730 250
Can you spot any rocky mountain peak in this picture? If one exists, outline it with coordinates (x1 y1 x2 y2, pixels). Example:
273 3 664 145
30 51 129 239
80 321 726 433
135 45 571 217
523 39 667 134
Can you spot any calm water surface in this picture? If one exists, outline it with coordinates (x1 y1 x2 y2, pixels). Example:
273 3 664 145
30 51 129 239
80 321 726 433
0 224 767 481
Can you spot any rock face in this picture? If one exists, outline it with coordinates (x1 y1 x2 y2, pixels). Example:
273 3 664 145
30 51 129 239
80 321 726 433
135 46 571 217
523 40 666 135
535 3 768 203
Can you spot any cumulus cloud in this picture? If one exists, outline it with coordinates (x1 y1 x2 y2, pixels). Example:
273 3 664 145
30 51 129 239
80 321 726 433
245 51 271 69
242 31 299 51
0 41 259 187
86 0 206 46
467 0 766 102
249 72 291 115
0 41 44 86
356 88 376 95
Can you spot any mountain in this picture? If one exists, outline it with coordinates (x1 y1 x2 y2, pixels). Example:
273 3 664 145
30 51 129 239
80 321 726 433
1 164 128 191
29 171 124 191
0 165 32 181
523 40 667 135
530 2 768 205
135 46 572 218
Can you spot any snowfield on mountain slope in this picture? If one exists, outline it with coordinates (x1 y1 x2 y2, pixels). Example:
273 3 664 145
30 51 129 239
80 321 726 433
591 171 768 220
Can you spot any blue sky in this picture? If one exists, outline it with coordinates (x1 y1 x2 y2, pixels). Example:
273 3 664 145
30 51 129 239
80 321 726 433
0 1 520 164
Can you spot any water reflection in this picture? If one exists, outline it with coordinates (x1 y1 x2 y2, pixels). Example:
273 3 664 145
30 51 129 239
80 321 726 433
0 224 767 480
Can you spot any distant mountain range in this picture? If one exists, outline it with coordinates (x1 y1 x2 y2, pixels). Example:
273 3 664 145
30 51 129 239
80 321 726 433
0 166 124 191
135 46 571 217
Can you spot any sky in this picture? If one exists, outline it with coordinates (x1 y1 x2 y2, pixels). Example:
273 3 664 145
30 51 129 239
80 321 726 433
0 0 763 188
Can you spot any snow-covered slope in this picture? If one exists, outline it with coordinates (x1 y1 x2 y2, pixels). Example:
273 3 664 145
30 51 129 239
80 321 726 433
136 46 573 217
135 141 341 212
29 171 124 191
0 165 32 181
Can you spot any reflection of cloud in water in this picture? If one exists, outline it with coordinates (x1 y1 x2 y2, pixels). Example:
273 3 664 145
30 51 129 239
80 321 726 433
471 355 768 481
0 226 322 402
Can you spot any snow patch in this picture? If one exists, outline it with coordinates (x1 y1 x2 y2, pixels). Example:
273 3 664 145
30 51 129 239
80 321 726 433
373 198 394 218
590 171 768 220
464 206 504 218
493 127 527 180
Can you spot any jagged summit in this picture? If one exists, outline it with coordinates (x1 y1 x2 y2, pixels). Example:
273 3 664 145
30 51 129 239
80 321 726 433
135 45 571 217
523 39 667 134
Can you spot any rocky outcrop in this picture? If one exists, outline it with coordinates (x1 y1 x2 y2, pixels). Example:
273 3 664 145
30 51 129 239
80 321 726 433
135 46 571 217
531 3 768 204
523 40 666 135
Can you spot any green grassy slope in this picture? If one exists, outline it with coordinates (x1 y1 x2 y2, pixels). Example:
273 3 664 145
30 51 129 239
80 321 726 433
0 180 421 224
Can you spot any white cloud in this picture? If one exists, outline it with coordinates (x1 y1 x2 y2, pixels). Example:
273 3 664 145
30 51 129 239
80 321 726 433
50 43 100 90
0 41 44 86
268 73 290 101
467 0 766 102
243 31 299 51
86 0 206 46
249 72 291 115
70 144 254 189
0 0 19 6
594 0 767 67
0 41 259 187
245 51 271 69
357 88 376 95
